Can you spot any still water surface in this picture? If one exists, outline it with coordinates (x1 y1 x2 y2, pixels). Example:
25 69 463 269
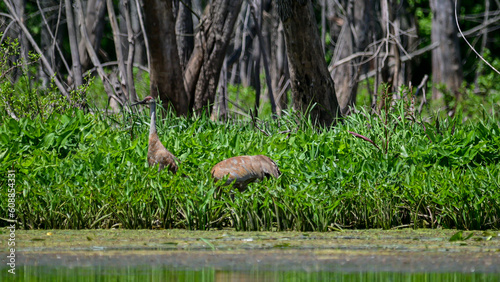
15 266 500 281
2 229 499 281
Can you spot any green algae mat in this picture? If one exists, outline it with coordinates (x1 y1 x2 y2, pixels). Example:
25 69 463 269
2 229 499 280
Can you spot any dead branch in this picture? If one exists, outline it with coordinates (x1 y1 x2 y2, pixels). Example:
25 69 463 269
36 0 71 76
75 0 122 107
3 0 70 99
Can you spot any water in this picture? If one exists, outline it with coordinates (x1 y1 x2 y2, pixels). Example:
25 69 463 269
3 229 499 281
7 266 500 282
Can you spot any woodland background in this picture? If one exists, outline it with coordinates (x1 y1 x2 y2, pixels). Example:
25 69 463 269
1 0 499 125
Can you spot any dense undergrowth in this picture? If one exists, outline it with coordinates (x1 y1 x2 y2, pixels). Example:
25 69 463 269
1 101 499 231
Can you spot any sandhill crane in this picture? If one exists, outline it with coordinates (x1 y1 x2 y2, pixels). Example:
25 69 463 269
211 155 281 192
132 96 179 174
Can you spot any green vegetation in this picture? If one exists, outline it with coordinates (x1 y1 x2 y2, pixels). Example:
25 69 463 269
1 93 499 230
1 33 499 232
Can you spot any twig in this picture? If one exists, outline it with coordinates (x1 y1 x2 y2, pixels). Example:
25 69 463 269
123 0 138 102
134 0 150 70
454 0 500 75
3 0 70 99
75 0 119 104
250 110 270 136
36 0 71 75
0 20 15 45
64 0 83 88
83 61 148 80
417 74 429 114
458 13 500 38
106 0 127 88
179 0 200 21
249 0 276 117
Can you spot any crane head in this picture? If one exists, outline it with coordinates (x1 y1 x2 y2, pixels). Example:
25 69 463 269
131 96 154 107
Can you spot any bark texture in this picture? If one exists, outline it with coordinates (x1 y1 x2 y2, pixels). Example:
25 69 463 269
277 0 341 126
271 5 289 115
175 0 194 72
144 0 188 115
184 0 243 114
78 0 106 72
331 0 372 113
430 0 463 100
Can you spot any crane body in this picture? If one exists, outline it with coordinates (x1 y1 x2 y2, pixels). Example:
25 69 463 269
132 96 178 174
211 155 281 192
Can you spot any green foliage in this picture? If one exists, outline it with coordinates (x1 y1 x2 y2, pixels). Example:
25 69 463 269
1 96 499 231
0 35 87 122
449 230 474 242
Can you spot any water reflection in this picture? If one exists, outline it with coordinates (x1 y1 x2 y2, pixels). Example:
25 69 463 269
9 266 500 281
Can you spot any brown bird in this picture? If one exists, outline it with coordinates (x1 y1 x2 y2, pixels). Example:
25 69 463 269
132 96 179 174
211 155 281 192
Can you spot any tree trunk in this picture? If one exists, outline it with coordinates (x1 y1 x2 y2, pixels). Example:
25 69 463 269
175 0 194 72
430 0 463 100
123 0 138 102
77 0 106 72
331 0 372 113
277 0 341 127
38 0 63 87
184 0 243 114
270 4 288 115
144 0 188 116
65 0 83 89
129 0 145 66
13 0 29 79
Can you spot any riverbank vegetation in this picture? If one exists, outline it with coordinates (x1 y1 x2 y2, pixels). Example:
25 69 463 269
1 85 499 231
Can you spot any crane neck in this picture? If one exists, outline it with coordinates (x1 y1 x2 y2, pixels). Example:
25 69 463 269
149 101 157 135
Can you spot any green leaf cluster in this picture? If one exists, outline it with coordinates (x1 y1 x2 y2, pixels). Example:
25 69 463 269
1 100 499 231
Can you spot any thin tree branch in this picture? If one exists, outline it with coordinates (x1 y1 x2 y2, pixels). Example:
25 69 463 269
455 0 500 75
64 0 83 88
179 0 200 21
123 0 138 103
75 0 121 105
36 0 71 76
249 0 276 117
134 0 150 70
106 0 127 88
3 0 70 99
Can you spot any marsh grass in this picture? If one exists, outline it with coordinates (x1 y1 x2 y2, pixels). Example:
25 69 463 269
1 97 499 231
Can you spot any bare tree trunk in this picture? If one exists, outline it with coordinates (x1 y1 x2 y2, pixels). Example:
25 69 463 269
331 0 372 113
184 0 243 114
430 0 463 101
251 38 261 116
4 0 70 99
13 0 28 79
123 0 138 102
37 0 65 87
277 0 341 126
107 0 128 100
129 0 145 66
395 0 418 89
133 0 150 69
144 0 188 115
270 3 288 115
250 0 276 116
77 0 106 72
76 0 121 110
65 0 83 89
474 0 490 89
176 0 194 72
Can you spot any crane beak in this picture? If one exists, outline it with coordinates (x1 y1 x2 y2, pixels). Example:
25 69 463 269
130 99 147 107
